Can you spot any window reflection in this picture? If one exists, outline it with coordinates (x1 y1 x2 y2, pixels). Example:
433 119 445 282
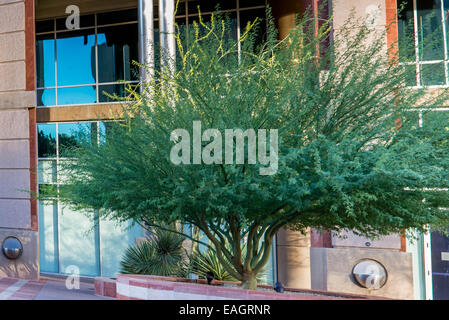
97 9 137 25
56 29 96 86
240 8 266 49
58 86 96 105
97 24 139 83
36 34 55 88
421 63 446 86
58 122 95 157
38 124 57 158
398 0 416 63
37 89 56 107
38 160 57 184
188 0 236 12
398 0 449 87
99 121 120 144
35 3 268 106
417 0 445 61
99 84 129 102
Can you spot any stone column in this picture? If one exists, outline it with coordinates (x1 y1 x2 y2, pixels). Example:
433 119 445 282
269 0 302 40
268 0 310 290
0 0 38 279
275 229 311 289
138 0 154 82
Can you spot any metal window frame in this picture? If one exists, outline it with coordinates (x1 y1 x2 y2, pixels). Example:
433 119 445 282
38 121 103 276
36 0 270 278
401 0 449 88
36 1 268 107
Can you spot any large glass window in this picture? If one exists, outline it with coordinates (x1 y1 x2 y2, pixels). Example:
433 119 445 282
36 2 267 106
398 0 449 87
37 122 143 277
36 9 139 107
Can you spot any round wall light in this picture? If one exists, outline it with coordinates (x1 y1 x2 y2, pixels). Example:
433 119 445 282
352 259 387 290
2 236 23 260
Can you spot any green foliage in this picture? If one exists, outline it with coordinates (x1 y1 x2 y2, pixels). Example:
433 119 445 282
189 248 236 282
54 6 449 289
120 228 187 277
189 246 267 283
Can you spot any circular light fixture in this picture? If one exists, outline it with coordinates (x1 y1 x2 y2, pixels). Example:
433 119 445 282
2 236 23 260
352 259 387 290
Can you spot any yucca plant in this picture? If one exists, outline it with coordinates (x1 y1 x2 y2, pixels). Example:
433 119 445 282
189 248 236 281
120 227 186 277
189 246 267 283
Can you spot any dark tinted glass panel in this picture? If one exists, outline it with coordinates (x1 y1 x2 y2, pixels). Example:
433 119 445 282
36 20 54 33
98 121 120 143
175 1 186 16
188 0 236 13
58 86 97 105
56 14 95 30
176 17 188 67
97 24 139 83
37 89 56 106
239 0 266 8
187 13 238 45
97 9 137 25
420 63 446 86
38 124 57 158
404 64 418 87
188 13 212 27
58 122 95 157
57 29 96 86
36 34 55 88
431 230 449 299
240 8 266 49
154 22 161 72
397 0 416 62
99 84 131 102
417 0 444 61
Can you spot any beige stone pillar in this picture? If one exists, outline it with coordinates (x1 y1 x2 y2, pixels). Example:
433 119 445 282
269 0 302 40
268 0 317 290
0 0 38 279
276 229 311 289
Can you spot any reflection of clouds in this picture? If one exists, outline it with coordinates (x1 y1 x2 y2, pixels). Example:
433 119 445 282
39 202 142 277
59 206 98 276
99 218 143 277
39 202 58 273
38 121 142 277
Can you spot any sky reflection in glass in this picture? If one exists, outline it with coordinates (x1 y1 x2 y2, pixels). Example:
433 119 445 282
56 30 96 86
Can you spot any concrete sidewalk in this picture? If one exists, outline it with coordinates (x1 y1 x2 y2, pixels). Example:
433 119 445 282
0 277 114 300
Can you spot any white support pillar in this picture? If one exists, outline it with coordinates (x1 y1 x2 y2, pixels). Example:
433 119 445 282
159 0 176 75
138 0 154 83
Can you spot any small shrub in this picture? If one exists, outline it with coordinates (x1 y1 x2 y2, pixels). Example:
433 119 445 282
120 228 186 277
189 247 267 283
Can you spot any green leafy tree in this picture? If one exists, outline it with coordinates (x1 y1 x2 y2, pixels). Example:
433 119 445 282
55 10 449 290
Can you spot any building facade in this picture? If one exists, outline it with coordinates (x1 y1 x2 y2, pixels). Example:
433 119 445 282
0 0 448 299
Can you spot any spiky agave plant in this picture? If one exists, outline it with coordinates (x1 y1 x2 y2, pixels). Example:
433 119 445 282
189 246 267 283
120 227 187 277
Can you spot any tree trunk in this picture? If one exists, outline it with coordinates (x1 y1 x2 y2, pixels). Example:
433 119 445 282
241 272 258 290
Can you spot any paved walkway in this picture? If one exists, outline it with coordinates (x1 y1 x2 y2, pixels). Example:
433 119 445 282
0 277 113 300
